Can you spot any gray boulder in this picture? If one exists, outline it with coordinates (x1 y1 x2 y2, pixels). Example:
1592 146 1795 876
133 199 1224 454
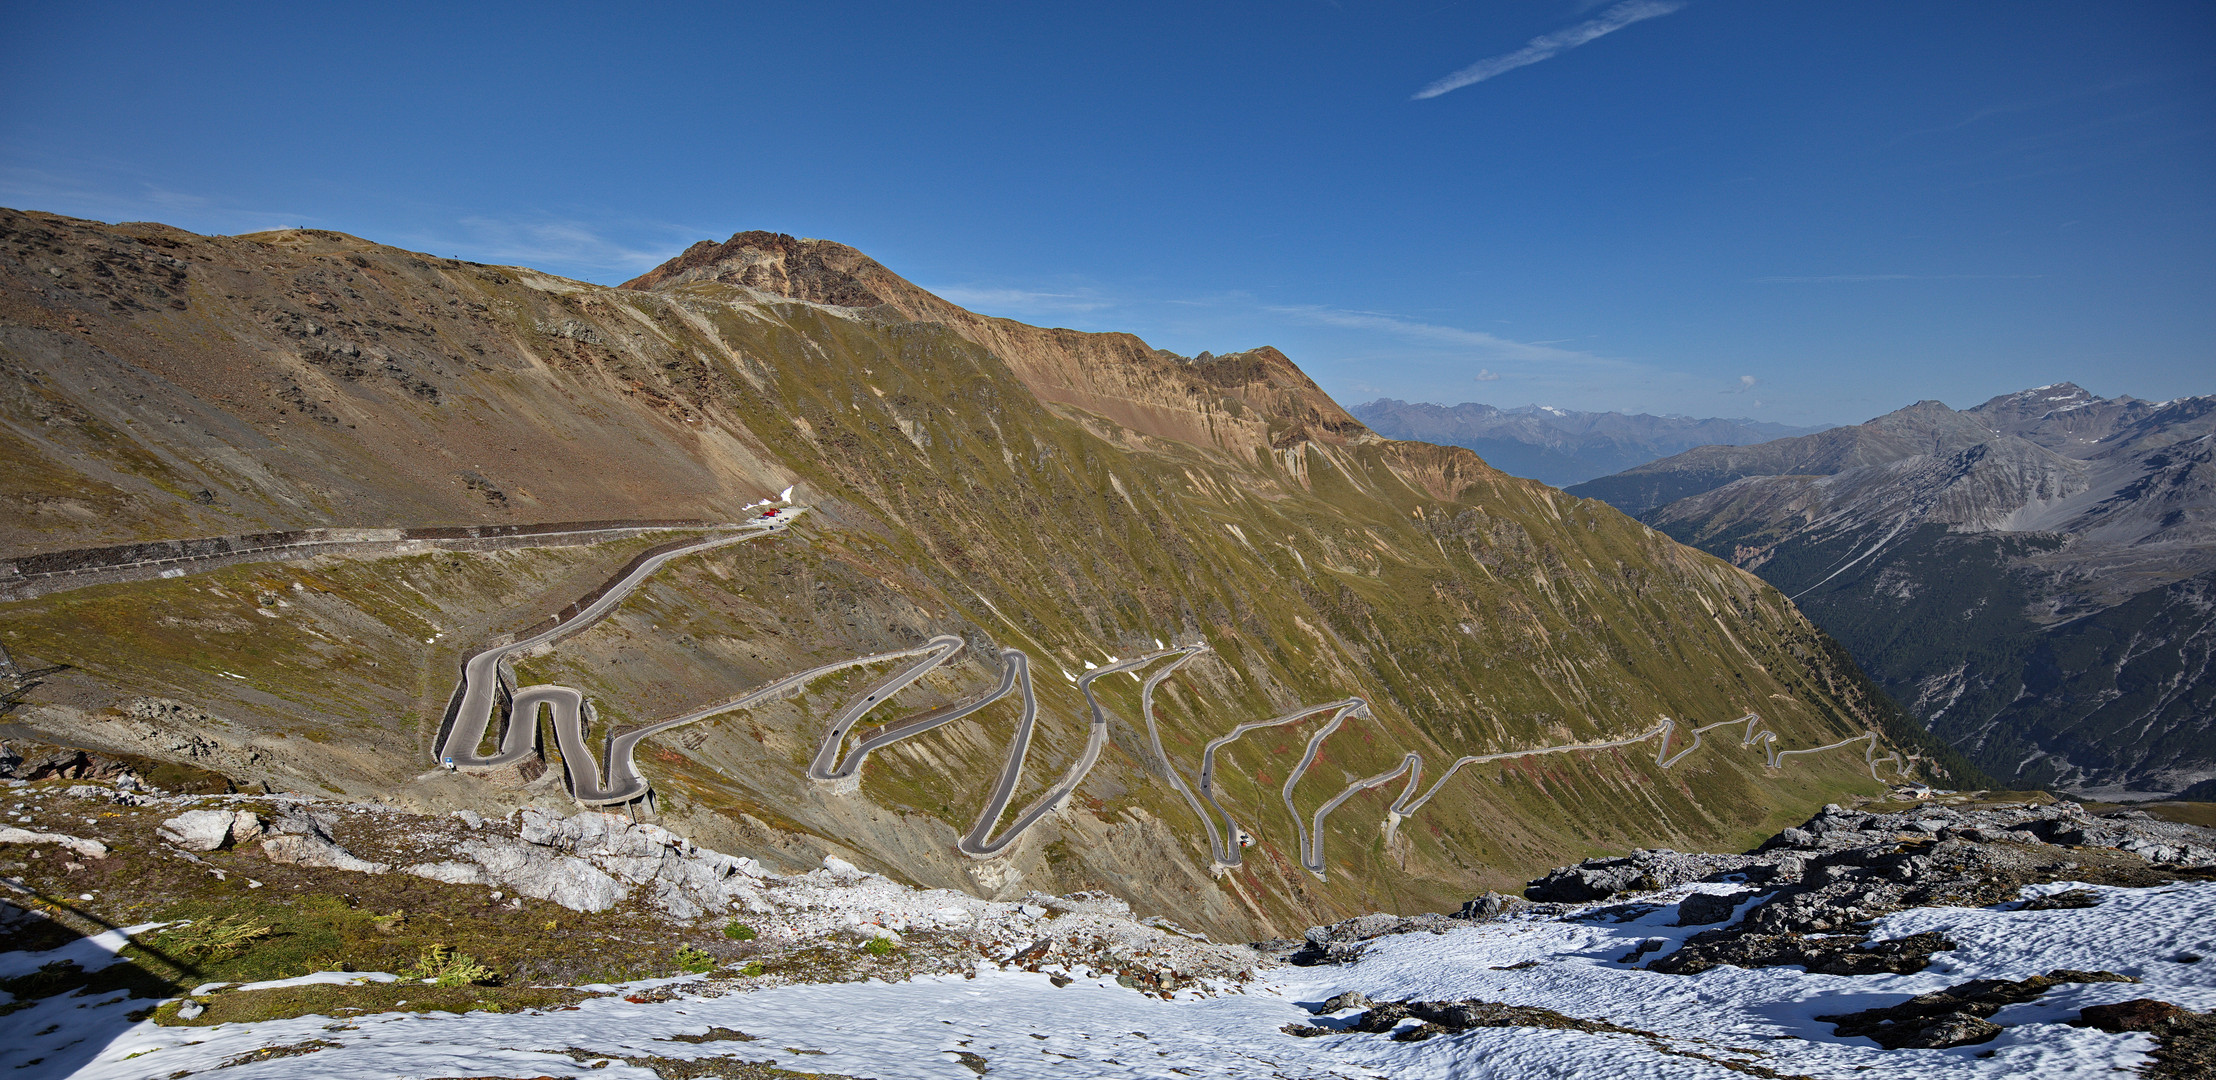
260 833 389 875
1290 911 1464 965
268 801 339 840
459 837 625 912
0 826 108 859
515 808 765 915
1525 849 1755 903
1456 892 1522 920
403 861 490 885
1318 991 1373 1013
158 809 237 851
1526 862 1655 903
1675 890 1751 926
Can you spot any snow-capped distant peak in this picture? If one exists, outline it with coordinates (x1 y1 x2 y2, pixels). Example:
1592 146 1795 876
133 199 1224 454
2011 383 2091 403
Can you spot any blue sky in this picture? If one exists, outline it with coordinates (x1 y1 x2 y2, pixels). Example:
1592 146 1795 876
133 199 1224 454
3 1 2208 425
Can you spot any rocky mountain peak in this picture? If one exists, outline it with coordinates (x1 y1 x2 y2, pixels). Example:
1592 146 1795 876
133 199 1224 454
621 230 905 311
1961 382 2154 451
1184 345 1322 391
1977 382 2097 412
623 229 1366 456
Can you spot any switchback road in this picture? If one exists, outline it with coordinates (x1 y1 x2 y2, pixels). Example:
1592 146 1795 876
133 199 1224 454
435 512 799 777
956 646 1205 858
428 505 1913 877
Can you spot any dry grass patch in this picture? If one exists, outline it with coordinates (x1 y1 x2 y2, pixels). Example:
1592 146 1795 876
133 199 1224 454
153 981 597 1026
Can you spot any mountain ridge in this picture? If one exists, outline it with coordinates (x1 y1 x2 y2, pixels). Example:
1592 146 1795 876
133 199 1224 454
624 230 1370 457
1350 398 1827 488
1569 383 2216 793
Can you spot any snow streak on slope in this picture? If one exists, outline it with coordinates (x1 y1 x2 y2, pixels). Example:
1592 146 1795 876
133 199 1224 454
33 879 2216 1079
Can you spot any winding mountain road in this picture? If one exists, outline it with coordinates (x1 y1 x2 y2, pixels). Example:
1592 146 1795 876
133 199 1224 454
957 646 1204 858
1135 649 1223 862
435 511 800 778
1190 698 1367 871
565 637 962 806
808 636 994 786
431 505 1914 877
1170 701 1909 880
803 640 1214 857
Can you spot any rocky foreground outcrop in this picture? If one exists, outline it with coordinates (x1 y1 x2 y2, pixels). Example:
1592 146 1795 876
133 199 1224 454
1521 798 2216 980
1814 968 2140 1049
2 775 1258 996
1254 797 2216 972
1288 794 2216 1059
8 774 2215 1076
1525 798 2216 908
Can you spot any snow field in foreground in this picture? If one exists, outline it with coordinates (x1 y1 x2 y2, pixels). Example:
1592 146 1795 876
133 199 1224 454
20 879 2216 1080
1279 879 2216 1079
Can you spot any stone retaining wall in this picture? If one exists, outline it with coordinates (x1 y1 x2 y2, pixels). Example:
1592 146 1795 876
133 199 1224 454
0 520 721 603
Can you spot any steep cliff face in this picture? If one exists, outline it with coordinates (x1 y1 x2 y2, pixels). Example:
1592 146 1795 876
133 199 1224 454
1 209 1934 938
1574 385 2216 793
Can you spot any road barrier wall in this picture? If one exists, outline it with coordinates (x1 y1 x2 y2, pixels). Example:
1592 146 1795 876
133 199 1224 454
0 519 723 603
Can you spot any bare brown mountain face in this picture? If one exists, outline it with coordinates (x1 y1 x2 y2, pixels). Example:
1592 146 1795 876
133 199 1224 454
1572 385 2216 795
622 231 1366 454
0 210 1951 939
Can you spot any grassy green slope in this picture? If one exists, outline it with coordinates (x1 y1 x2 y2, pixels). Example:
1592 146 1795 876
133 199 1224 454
0 210 1928 936
461 300 1916 934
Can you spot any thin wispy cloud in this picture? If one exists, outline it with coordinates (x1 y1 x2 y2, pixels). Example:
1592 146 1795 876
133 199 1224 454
1413 0 1686 100
0 158 314 235
1753 273 2045 284
417 216 690 276
1266 304 1628 372
925 285 1115 316
0 151 704 281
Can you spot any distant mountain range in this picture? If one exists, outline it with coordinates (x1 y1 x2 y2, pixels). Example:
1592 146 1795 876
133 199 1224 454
1570 383 2216 795
1348 399 1830 488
